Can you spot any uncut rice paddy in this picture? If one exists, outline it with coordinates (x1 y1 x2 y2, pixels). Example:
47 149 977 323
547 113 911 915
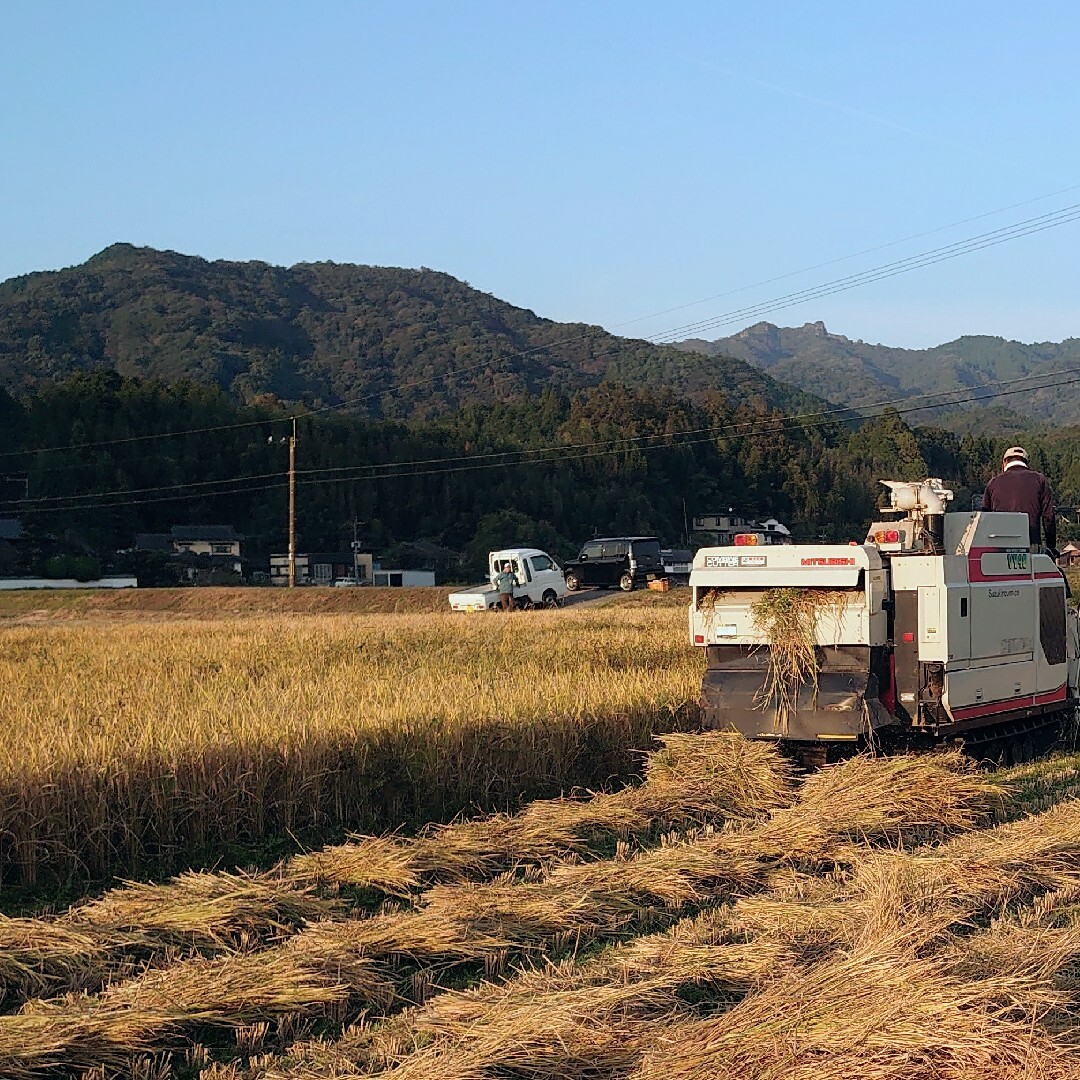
8 594 1080 1077
0 600 700 888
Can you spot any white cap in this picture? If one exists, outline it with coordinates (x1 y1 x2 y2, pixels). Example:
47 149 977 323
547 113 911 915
1002 445 1029 465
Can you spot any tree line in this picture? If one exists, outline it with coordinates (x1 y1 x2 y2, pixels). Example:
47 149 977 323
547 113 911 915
1 371 1077 581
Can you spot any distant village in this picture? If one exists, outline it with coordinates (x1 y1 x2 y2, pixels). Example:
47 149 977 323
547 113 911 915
0 509 801 589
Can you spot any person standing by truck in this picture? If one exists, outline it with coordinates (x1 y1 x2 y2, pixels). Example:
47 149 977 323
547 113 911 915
492 561 518 611
982 445 1057 553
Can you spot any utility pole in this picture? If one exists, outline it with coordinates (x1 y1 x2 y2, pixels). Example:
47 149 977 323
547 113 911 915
351 517 364 583
288 417 297 588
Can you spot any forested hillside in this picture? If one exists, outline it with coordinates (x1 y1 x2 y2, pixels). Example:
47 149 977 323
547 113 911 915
0 245 821 420
676 320 1080 428
4 249 1080 582
5 372 1080 582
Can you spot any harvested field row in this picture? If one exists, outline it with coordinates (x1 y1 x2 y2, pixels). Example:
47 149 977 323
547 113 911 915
0 734 791 1006
0 607 701 888
0 752 1003 1078
228 765 1080 1080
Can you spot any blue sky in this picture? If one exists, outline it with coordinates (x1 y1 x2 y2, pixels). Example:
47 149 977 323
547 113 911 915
2 1 1078 348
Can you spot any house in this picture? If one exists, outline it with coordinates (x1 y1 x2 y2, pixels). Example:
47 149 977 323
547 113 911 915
1058 542 1080 569
133 525 243 584
269 552 374 586
692 512 792 546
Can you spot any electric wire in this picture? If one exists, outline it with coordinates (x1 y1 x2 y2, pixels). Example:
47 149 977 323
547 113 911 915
8 371 1079 516
648 202 1080 342
2 191 1079 462
611 182 1080 330
5 364 1073 506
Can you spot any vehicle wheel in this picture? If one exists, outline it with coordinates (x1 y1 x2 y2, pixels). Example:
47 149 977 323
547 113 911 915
565 572 580 592
542 589 560 609
619 572 634 592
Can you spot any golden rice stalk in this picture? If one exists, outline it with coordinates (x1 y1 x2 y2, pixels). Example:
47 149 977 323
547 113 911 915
0 916 124 1005
70 870 341 947
748 588 851 726
634 731 795 819
0 1009 170 1080
0 735 784 1010
0 748 1002 1073
286 733 793 893
631 931 1077 1080
389 979 685 1080
0 871 339 1009
740 750 1005 864
286 836 426 898
0 937 394 1077
99 938 393 1019
848 795 1080 925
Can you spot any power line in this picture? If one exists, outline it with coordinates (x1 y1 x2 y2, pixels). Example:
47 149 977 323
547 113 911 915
648 202 1080 343
2 190 1079 463
2 362 1068 507
612 183 1080 331
6 370 1076 516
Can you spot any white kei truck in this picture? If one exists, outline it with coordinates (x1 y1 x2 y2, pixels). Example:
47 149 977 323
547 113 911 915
448 548 569 611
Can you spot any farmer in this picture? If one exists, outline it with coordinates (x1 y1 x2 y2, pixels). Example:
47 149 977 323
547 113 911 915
982 445 1057 553
493 561 518 611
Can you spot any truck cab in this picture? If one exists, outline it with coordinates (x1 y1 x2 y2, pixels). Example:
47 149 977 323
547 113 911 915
448 547 568 611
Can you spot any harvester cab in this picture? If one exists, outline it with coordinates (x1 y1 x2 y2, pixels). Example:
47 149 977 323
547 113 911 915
689 478 1079 761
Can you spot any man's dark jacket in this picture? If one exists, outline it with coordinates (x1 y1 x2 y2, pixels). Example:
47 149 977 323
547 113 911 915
982 465 1056 548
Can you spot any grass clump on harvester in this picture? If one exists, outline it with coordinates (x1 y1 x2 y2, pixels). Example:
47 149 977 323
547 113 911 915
749 588 851 728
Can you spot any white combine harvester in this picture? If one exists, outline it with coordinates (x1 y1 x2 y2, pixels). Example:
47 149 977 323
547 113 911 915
688 479 1080 763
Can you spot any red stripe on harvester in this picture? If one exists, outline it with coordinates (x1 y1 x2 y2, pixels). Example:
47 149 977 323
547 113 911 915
951 684 1066 721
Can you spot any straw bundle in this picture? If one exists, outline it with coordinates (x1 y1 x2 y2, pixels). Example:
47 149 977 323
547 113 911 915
0 734 786 1014
631 931 1077 1080
286 732 793 893
70 870 340 947
0 749 1012 1076
0 871 339 1010
748 588 853 726
847 795 1080 925
739 751 1005 865
0 938 394 1077
0 916 122 1007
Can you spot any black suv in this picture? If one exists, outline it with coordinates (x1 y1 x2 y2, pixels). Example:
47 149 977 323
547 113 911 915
563 536 663 592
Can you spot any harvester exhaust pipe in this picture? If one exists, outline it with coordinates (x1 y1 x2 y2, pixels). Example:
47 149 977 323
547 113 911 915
879 478 953 553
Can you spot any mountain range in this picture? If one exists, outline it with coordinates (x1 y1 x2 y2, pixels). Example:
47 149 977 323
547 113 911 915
675 321 1080 429
0 245 820 420
3 245 1076 431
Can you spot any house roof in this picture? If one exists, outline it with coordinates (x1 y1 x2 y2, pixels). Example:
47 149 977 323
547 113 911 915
170 525 242 542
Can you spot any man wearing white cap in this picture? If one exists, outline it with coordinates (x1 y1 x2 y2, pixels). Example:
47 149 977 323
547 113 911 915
982 446 1057 552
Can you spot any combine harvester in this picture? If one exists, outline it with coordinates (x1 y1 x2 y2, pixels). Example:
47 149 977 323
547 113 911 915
689 479 1080 765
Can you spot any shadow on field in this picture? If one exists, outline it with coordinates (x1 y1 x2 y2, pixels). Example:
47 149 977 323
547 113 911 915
0 704 701 899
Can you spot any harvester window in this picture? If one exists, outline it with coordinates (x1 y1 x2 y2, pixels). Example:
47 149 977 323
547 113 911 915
1039 586 1067 666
